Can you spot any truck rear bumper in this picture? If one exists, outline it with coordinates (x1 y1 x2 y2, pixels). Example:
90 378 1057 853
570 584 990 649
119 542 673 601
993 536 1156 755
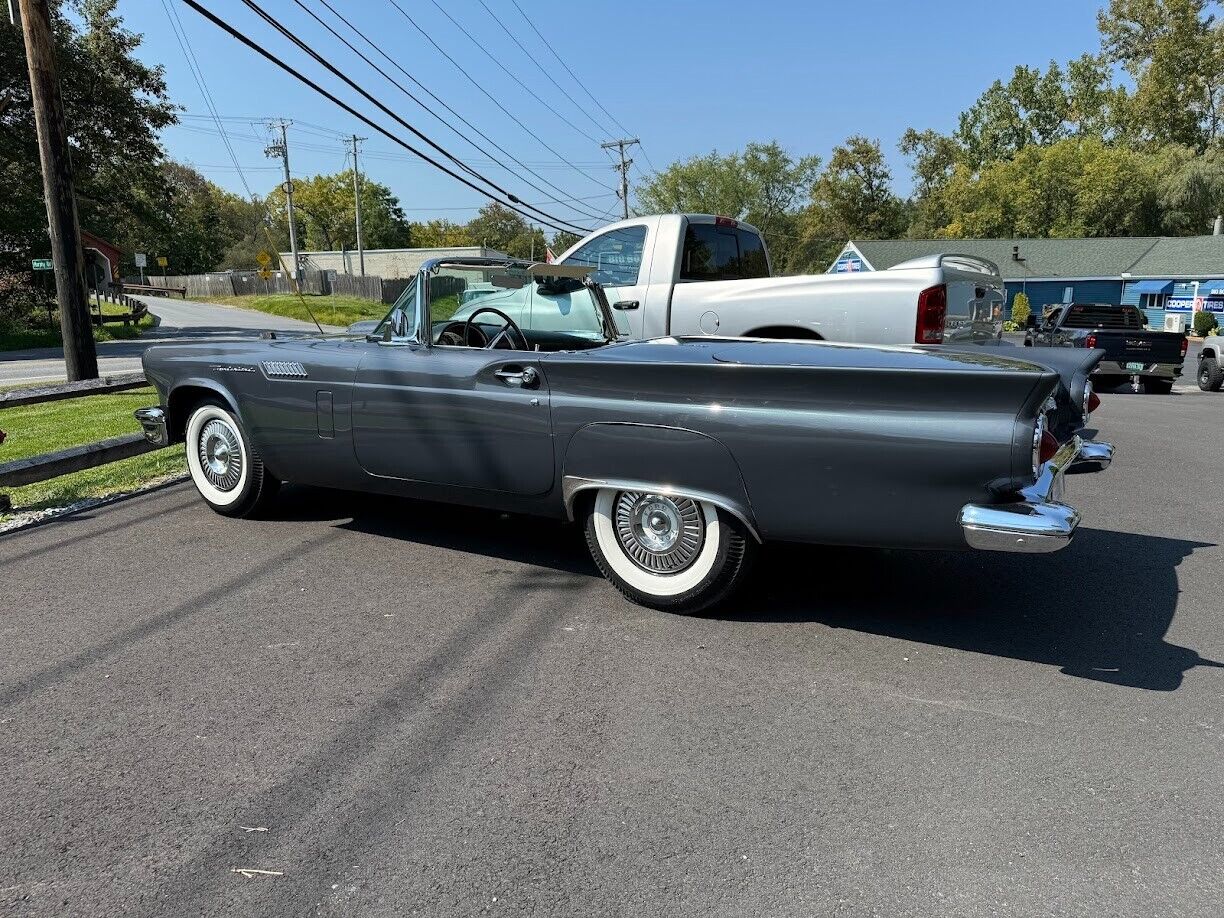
959 436 1094 553
1094 360 1181 379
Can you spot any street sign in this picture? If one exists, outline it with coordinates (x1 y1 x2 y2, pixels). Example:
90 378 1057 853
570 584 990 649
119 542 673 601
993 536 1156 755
134 253 147 268
31 258 52 271
256 250 272 267
258 268 273 280
157 256 168 268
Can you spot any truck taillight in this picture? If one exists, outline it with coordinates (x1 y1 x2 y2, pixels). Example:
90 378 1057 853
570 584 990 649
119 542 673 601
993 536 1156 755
714 216 738 227
1085 333 1097 349
1180 336 1189 357
915 284 946 344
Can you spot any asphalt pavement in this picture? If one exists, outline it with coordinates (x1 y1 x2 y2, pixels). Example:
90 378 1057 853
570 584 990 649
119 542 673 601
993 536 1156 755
1 389 1222 917
0 296 341 386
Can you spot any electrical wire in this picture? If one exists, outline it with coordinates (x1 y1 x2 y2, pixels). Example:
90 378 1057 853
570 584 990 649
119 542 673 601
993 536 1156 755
181 0 591 235
382 0 609 190
289 0 609 223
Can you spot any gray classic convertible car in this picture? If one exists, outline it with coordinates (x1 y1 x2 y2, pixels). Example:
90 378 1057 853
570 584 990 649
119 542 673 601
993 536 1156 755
136 258 1113 612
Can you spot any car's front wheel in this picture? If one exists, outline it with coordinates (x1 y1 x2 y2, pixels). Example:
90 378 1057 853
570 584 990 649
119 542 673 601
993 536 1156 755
184 401 279 517
583 488 755 613
1199 357 1223 392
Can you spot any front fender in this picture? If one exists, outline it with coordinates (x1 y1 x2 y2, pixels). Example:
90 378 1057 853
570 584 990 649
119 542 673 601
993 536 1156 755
165 377 244 441
559 422 760 540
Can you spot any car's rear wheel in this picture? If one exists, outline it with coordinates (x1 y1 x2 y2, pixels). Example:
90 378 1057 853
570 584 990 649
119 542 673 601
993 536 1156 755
583 488 755 613
1143 378 1174 395
1198 357 1223 391
184 401 279 517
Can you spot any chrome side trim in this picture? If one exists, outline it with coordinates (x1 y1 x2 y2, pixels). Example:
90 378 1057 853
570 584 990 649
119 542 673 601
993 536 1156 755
134 406 169 447
959 436 1084 553
561 475 762 543
1068 438 1114 473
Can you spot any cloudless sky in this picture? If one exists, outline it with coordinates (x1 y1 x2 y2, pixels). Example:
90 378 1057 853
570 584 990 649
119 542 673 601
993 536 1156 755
126 0 1107 235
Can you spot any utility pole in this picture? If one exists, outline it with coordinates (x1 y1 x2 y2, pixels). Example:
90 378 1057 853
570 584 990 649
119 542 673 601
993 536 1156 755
349 134 366 276
265 120 300 282
17 0 97 380
601 138 639 220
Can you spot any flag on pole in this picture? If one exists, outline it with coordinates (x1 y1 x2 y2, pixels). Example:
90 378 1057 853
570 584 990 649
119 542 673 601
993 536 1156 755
545 247 555 264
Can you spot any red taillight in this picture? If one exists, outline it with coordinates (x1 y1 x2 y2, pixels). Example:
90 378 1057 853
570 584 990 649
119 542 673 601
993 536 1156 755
1087 390 1101 413
1085 333 1097 349
714 215 738 227
1039 429 1059 464
916 284 946 344
1180 336 1189 357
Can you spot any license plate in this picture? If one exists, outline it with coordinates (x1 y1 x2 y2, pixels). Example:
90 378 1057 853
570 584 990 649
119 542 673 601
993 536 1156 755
1125 361 1145 371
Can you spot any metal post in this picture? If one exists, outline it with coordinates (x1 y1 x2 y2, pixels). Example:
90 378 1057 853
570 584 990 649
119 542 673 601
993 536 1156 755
601 138 639 220
350 134 366 277
17 0 97 380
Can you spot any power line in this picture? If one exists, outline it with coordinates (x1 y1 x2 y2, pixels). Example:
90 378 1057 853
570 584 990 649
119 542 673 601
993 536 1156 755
181 0 590 235
506 0 659 175
473 0 615 140
424 0 601 146
382 0 609 191
289 0 609 223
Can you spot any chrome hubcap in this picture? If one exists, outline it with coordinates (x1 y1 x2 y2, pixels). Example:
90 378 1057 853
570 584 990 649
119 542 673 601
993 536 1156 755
614 492 704 574
198 418 243 491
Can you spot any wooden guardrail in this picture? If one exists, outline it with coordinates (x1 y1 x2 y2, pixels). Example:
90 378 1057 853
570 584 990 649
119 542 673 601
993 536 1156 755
0 374 159 509
120 282 187 298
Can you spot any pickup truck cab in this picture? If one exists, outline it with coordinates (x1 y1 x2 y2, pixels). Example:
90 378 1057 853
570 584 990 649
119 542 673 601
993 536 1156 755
554 214 1006 346
1023 303 1187 393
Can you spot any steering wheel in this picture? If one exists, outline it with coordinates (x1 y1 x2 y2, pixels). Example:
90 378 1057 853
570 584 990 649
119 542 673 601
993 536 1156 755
463 306 529 350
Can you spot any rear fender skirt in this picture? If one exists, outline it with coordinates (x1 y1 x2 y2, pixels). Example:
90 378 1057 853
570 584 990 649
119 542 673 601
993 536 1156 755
560 422 760 541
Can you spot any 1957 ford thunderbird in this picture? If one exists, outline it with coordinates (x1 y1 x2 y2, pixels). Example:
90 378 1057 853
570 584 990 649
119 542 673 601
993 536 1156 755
136 258 1114 612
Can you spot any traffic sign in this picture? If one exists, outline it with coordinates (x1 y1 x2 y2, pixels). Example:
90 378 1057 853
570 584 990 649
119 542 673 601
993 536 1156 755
256 250 272 267
157 256 168 268
134 253 147 268
31 258 52 271
258 268 273 280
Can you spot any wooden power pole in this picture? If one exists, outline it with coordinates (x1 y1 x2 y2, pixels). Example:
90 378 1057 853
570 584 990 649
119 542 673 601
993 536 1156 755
18 0 97 380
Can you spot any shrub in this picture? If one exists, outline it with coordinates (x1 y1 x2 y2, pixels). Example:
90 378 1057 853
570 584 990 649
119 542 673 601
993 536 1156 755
1192 310 1219 337
1010 292 1031 328
1002 320 1021 332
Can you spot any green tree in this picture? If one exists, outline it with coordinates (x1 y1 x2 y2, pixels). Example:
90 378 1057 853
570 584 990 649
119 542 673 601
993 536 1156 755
1098 0 1224 150
266 170 410 252
407 218 471 248
465 202 530 252
806 136 906 240
1011 292 1032 327
549 230 583 255
635 141 821 272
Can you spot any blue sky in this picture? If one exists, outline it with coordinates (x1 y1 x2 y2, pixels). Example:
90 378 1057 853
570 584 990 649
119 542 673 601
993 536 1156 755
128 0 1107 234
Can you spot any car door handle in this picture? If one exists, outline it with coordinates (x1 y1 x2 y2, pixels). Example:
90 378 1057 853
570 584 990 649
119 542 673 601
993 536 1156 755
612 300 639 310
495 365 540 389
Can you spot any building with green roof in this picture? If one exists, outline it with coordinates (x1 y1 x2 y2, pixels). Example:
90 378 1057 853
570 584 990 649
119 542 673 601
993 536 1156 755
828 235 1224 330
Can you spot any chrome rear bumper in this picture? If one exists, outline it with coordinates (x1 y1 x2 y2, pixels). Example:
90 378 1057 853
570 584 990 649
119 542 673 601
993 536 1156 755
134 406 169 447
959 436 1104 553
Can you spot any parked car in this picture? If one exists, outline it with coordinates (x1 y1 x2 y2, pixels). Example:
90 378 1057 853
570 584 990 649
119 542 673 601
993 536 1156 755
1023 302 1187 393
553 214 1007 346
137 258 1113 613
1198 334 1224 391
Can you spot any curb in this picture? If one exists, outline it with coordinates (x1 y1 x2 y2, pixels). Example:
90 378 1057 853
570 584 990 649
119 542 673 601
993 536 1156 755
0 473 190 538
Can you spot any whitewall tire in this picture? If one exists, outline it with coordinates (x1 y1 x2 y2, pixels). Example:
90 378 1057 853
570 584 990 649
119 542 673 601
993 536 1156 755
584 488 754 613
184 401 279 518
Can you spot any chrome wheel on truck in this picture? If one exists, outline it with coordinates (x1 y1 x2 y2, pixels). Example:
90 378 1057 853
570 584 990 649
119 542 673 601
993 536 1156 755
584 488 754 613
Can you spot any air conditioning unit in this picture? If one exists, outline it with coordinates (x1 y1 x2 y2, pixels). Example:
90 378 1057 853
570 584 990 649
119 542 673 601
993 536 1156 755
1164 313 1185 333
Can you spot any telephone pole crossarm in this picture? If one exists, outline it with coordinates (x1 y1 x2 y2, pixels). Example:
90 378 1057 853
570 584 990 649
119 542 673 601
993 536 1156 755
601 138 639 221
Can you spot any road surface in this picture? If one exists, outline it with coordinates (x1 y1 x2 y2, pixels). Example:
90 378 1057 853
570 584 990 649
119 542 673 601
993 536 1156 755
1 391 1221 916
0 296 342 386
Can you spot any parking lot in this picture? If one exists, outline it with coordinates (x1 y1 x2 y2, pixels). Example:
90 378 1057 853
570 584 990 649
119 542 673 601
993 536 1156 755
1 387 1221 917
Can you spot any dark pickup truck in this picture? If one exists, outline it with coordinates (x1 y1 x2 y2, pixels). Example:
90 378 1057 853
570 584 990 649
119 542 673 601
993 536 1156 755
1024 303 1187 393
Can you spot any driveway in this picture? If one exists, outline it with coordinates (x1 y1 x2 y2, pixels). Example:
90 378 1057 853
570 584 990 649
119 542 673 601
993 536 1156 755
0 297 343 386
1 390 1221 916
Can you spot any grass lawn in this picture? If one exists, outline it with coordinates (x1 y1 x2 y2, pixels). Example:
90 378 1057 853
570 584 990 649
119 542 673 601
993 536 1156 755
206 293 388 328
0 305 156 351
0 386 183 518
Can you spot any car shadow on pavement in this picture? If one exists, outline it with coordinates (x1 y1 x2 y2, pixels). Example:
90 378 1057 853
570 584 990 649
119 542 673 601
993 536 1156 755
270 488 1218 692
715 527 1220 692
